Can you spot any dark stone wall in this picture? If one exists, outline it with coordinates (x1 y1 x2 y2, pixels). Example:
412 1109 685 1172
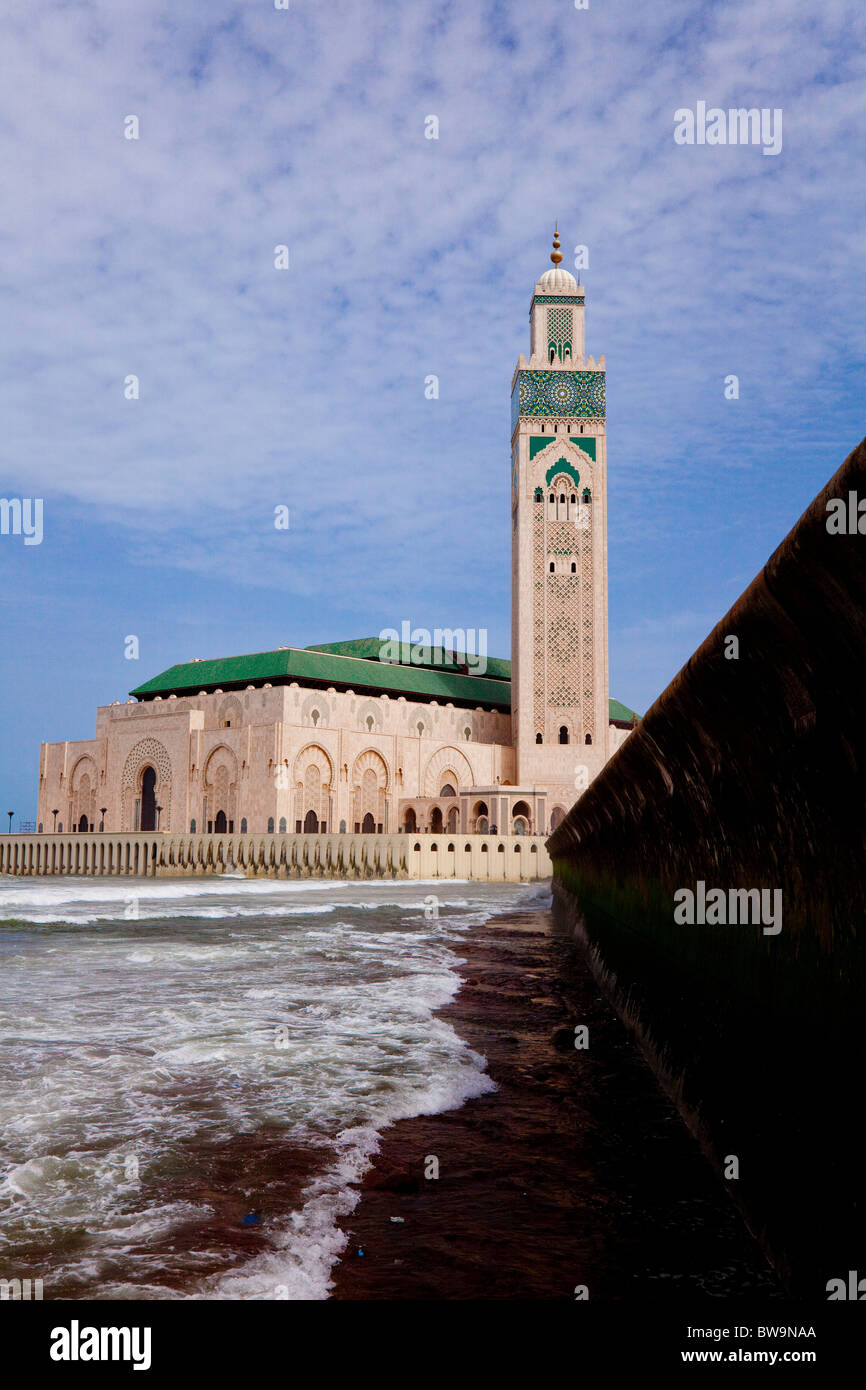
548 436 866 1296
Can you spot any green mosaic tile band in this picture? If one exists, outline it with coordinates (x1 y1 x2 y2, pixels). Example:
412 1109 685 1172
532 295 585 305
512 370 605 429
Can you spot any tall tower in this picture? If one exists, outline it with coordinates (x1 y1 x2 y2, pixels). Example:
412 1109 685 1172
510 228 610 796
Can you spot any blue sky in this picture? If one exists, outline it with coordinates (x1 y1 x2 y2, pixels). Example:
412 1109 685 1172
1 0 865 821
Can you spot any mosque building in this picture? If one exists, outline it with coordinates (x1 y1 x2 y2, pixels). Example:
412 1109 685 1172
36 231 637 839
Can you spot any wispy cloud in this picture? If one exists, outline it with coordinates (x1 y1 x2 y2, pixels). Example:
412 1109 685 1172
1 0 865 810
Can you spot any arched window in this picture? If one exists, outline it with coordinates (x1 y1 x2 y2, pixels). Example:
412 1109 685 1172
571 562 576 573
549 492 554 503
549 561 555 573
417 721 425 736
464 726 472 740
440 783 456 798
190 819 196 833
559 726 569 744
404 808 417 833
366 715 374 731
571 494 576 504
559 493 565 503
240 818 247 834
534 487 543 502
535 732 542 744
267 817 275 833
279 817 287 833
585 733 592 745
311 709 320 726
583 488 592 503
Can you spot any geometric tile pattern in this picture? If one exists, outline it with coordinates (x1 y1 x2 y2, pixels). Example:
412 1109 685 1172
512 370 605 429
532 296 585 305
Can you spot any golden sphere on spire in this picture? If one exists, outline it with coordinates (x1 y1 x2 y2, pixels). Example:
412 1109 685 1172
550 223 563 266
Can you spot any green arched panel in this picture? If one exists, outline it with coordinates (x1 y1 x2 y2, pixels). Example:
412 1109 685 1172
545 458 581 488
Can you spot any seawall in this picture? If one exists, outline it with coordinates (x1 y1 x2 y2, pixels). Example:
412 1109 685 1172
0 830 551 882
547 436 866 1295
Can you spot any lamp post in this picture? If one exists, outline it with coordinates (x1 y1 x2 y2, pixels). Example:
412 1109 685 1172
52 809 59 832
100 807 106 832
6 811 13 835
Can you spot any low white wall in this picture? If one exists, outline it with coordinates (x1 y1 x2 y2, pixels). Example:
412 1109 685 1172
0 832 551 882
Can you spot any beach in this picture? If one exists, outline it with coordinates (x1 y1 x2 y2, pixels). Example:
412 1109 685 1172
0 875 779 1301
330 906 781 1301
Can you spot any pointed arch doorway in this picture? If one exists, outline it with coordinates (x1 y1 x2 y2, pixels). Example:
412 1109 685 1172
140 767 157 832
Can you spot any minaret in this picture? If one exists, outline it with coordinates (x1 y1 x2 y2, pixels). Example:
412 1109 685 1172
510 227 610 795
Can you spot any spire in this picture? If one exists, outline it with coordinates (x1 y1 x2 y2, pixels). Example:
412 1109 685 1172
550 223 563 266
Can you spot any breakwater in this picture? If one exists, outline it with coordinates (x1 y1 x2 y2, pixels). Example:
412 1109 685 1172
547 436 866 1295
0 831 551 882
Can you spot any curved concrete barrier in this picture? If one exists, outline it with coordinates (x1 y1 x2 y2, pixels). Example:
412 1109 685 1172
548 436 866 1295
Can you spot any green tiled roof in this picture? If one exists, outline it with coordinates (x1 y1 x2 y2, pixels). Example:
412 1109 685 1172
130 637 640 723
609 697 640 724
130 645 512 710
306 638 512 682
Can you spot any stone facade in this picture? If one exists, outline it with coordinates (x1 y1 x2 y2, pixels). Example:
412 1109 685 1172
38 683 516 836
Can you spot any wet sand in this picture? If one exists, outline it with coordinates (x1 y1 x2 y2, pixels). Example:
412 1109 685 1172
330 909 782 1301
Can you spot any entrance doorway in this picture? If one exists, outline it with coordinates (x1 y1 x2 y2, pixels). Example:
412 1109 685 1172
304 809 319 833
214 809 227 833
140 767 157 831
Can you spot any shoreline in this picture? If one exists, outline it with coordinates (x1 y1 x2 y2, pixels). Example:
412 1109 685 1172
329 906 782 1301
